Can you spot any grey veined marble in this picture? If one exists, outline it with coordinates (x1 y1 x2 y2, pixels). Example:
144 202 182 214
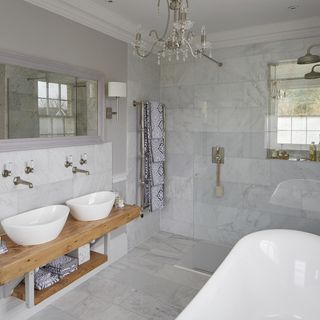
29 232 208 320
160 36 320 247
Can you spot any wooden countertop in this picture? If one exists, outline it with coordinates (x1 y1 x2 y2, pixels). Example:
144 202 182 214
0 205 140 285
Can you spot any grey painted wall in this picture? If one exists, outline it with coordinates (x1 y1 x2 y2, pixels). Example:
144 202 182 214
0 0 127 176
160 36 320 246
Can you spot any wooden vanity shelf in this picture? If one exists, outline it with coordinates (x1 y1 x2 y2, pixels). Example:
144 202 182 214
0 205 140 307
12 251 107 305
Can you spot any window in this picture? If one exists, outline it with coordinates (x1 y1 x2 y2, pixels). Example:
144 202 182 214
37 81 76 137
267 61 320 154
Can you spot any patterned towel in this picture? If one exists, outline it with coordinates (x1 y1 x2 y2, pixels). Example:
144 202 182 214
143 101 166 211
34 268 60 290
44 255 78 279
150 101 165 139
151 162 165 186
151 139 165 162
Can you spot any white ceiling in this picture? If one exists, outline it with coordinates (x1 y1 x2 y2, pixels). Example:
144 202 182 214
24 0 320 47
93 0 320 34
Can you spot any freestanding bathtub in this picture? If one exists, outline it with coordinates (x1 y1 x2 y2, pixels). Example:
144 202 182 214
176 229 320 320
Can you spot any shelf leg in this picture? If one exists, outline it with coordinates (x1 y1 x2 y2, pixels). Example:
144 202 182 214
104 233 111 257
25 270 35 308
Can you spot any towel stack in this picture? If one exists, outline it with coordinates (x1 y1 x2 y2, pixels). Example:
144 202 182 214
34 255 78 290
34 269 59 290
43 255 78 279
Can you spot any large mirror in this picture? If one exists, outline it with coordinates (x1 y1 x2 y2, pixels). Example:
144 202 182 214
0 50 104 151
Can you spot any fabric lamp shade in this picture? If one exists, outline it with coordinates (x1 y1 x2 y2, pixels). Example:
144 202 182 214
107 82 127 98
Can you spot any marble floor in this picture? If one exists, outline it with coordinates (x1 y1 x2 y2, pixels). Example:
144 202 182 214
29 232 210 320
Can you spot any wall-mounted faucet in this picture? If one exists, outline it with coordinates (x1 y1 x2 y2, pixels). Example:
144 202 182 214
80 153 88 165
25 160 34 174
2 162 13 178
13 176 33 189
65 155 73 168
72 167 90 175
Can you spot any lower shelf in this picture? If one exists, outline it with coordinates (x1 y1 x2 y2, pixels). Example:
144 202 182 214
12 251 108 305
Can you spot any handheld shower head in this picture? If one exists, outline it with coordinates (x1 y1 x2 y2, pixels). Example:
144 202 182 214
304 64 320 80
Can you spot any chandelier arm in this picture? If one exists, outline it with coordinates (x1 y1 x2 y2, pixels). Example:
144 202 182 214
184 40 223 67
134 0 171 58
135 41 159 58
184 39 200 58
201 51 223 67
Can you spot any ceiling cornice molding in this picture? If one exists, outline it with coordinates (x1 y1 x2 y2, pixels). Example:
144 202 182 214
208 16 320 48
24 0 320 49
24 0 136 44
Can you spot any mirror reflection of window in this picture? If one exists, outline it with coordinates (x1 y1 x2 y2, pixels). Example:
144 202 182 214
0 62 99 140
37 80 75 137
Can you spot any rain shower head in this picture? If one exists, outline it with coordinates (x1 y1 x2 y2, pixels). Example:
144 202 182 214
297 44 320 64
304 64 320 80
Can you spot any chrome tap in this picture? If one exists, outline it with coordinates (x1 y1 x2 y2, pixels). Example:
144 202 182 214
13 176 33 189
72 167 90 175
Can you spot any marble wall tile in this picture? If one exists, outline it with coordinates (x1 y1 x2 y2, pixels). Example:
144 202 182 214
166 176 193 201
166 154 193 178
160 216 193 238
0 142 112 219
0 192 18 232
17 179 73 213
160 36 320 247
166 131 194 156
161 199 193 224
127 212 160 250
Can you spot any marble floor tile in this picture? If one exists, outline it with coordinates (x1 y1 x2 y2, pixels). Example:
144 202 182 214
104 304 148 320
29 232 207 320
29 306 77 320
120 289 181 320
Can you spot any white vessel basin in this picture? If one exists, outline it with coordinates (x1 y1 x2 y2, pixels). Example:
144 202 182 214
1 205 69 246
66 191 115 221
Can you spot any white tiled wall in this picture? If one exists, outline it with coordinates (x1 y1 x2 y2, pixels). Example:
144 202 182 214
0 142 112 232
160 36 320 246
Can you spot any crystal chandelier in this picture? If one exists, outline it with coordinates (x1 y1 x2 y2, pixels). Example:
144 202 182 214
133 0 223 66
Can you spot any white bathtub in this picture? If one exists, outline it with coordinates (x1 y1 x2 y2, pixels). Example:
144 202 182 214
177 230 320 320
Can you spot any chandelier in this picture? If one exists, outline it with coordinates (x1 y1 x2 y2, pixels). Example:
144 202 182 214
133 0 223 66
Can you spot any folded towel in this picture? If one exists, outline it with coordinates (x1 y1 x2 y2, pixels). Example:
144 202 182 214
44 255 78 279
150 101 165 139
151 162 165 186
34 269 60 291
151 138 165 162
151 184 165 211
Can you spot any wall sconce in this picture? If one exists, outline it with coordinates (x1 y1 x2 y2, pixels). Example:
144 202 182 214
106 82 127 120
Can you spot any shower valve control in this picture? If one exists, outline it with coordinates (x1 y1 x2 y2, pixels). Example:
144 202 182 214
212 146 225 164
